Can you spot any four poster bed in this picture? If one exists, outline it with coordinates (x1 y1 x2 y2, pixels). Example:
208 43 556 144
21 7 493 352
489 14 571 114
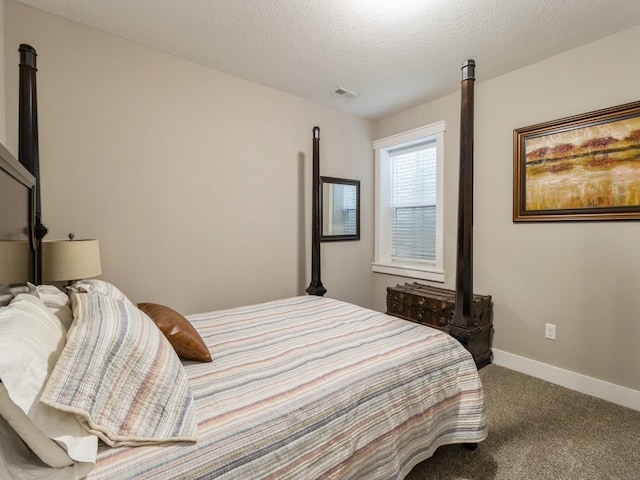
0 45 486 479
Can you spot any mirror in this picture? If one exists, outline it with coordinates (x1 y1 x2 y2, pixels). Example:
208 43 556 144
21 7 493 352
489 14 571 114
320 176 360 241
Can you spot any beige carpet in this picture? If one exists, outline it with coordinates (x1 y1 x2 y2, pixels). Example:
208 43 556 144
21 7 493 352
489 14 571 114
405 365 640 480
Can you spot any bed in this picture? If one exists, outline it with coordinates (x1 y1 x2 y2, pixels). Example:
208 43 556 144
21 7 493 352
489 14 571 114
0 45 487 479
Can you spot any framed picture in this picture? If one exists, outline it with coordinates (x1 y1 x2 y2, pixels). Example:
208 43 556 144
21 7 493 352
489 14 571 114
513 101 640 221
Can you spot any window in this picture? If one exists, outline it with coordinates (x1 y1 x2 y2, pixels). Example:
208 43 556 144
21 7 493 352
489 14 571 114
373 121 445 282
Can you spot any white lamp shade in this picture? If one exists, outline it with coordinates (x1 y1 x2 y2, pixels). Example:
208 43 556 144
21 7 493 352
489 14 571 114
0 240 31 284
43 239 102 282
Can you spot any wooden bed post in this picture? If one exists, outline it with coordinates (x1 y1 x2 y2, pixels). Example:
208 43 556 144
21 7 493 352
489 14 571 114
19 44 48 283
448 60 475 340
306 126 326 296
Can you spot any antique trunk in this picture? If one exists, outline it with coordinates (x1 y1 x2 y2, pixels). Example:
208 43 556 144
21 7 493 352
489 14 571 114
386 283 493 368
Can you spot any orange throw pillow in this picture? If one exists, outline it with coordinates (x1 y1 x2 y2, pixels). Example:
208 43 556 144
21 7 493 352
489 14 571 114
138 303 212 362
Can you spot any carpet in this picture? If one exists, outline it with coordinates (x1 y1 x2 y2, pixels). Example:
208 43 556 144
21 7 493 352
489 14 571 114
405 364 640 480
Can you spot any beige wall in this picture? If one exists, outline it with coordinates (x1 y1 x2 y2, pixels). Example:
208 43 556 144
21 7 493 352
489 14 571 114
0 0 6 143
375 25 640 391
4 1 375 313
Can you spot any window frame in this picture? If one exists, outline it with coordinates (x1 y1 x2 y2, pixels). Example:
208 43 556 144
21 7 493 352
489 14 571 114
372 121 445 282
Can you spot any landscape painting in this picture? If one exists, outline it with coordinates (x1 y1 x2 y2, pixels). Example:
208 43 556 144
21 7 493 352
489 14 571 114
513 101 640 221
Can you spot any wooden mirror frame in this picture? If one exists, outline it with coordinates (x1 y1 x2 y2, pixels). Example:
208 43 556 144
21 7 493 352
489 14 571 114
320 176 360 242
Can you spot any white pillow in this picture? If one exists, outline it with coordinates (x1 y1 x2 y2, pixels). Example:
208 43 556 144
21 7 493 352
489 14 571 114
27 283 73 329
0 284 29 307
0 293 98 466
0 413 95 480
0 383 72 467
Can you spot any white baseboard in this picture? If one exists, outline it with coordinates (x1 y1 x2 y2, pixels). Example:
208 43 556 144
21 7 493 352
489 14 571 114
492 349 640 412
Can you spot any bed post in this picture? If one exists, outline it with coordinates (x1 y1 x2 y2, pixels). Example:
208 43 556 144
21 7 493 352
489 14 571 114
19 44 48 283
306 126 326 296
448 60 475 340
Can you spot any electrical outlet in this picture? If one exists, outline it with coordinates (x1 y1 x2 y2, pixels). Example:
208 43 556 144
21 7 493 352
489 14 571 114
545 323 556 340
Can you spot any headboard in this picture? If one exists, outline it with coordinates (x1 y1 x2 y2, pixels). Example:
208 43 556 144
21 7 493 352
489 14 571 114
0 142 35 284
0 44 47 287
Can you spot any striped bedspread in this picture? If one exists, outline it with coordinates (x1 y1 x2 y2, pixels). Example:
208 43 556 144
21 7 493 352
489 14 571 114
88 296 486 480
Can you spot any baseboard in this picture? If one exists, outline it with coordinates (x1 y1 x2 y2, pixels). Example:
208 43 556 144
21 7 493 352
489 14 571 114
492 349 640 412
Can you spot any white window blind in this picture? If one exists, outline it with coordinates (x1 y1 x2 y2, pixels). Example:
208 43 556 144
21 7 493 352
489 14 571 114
390 140 437 262
342 184 357 235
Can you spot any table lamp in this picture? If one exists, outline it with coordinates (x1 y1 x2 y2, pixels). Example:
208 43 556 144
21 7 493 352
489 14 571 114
42 235 102 283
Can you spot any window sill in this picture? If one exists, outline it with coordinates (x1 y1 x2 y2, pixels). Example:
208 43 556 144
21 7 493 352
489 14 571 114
372 262 444 283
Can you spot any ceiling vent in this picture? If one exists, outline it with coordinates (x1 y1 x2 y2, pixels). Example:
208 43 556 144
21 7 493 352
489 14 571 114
333 87 359 99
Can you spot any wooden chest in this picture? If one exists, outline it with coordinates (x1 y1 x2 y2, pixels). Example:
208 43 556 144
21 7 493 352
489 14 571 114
386 283 493 368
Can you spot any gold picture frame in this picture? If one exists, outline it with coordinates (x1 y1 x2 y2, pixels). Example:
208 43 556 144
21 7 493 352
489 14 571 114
513 101 640 222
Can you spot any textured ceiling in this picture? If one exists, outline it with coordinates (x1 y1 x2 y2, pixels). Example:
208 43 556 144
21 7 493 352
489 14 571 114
13 0 640 120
